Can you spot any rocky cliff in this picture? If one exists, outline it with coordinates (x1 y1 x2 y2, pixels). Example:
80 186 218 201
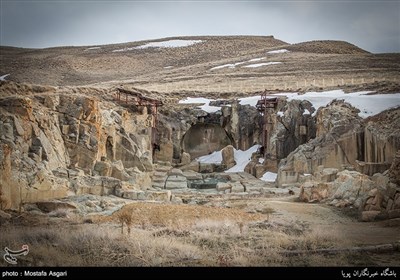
276 99 400 218
155 101 261 165
0 82 154 210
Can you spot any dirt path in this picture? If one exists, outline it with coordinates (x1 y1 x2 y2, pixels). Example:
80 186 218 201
264 197 400 246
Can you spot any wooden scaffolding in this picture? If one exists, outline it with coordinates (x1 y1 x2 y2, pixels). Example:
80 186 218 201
256 90 278 158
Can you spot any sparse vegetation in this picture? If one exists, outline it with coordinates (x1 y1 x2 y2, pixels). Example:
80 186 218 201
0 213 387 267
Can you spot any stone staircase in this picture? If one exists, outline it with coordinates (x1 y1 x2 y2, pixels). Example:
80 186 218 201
152 161 172 189
151 161 188 190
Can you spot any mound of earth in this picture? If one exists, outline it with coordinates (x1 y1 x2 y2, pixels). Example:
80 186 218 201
287 40 369 54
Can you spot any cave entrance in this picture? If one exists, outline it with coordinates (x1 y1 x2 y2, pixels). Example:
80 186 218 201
181 123 234 159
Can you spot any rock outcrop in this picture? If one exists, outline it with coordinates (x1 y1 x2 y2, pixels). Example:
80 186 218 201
156 101 261 164
279 101 400 221
299 169 375 208
0 83 155 209
357 109 400 175
278 100 365 186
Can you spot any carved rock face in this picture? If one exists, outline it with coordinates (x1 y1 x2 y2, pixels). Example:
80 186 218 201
0 89 154 209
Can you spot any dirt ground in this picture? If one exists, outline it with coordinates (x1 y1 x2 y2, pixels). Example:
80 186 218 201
1 36 399 94
1 192 399 267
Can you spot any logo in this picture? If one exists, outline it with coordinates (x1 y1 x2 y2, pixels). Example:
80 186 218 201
3 245 29 265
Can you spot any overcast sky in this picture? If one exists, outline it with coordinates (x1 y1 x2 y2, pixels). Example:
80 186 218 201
1 0 399 53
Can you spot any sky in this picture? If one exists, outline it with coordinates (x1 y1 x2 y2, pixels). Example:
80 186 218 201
0 0 399 53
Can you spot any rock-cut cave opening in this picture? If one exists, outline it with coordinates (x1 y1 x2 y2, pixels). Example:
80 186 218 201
181 123 234 159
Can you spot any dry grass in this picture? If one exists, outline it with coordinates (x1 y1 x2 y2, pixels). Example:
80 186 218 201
0 213 372 267
96 202 265 229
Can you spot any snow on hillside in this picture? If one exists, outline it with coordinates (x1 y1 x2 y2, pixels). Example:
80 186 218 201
243 62 281 68
210 62 245 70
178 88 400 117
85 47 101 51
248 57 266 62
267 49 289 54
0 74 10 81
135 40 202 49
275 90 400 118
178 97 221 113
238 90 400 118
112 47 135 53
211 57 270 70
112 40 202 52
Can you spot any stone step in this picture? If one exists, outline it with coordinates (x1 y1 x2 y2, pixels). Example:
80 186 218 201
154 161 171 167
152 182 166 189
153 171 168 177
165 181 188 189
155 166 172 173
166 175 187 182
153 177 167 183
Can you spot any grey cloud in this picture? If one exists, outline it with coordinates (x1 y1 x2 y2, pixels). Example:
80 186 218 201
1 1 399 53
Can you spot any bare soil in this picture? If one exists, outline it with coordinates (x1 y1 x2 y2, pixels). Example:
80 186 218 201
1 36 399 94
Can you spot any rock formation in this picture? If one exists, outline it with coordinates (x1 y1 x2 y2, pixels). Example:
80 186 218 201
0 82 156 209
155 101 261 164
278 100 365 186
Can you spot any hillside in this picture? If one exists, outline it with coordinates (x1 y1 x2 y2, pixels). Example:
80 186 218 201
1 35 400 267
1 36 399 93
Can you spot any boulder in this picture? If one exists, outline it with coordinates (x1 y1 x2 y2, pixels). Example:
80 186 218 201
361 211 380 222
299 181 332 202
231 182 245 193
315 168 339 183
35 201 76 213
180 152 191 165
221 145 236 169
332 170 375 208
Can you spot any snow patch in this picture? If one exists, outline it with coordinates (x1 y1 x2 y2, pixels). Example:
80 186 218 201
260 172 277 182
277 111 284 117
275 90 400 118
238 90 400 119
210 61 245 70
196 145 261 173
164 66 173 69
210 57 267 71
258 158 265 164
303 109 310 115
226 145 260 173
0 74 10 81
248 57 266 62
178 97 221 113
85 47 101 51
135 40 202 49
243 62 281 68
238 96 261 107
267 49 289 54
197 150 222 164
112 47 135 53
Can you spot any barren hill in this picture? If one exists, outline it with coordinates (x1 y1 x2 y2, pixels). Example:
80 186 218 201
287 40 370 54
0 35 399 93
